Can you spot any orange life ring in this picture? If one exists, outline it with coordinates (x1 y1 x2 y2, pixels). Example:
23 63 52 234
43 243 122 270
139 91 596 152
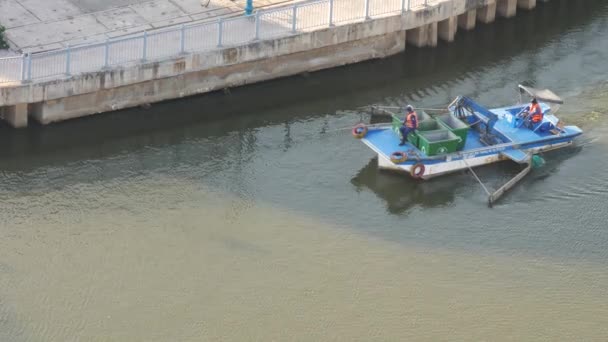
410 163 425 179
352 124 368 139
390 151 408 164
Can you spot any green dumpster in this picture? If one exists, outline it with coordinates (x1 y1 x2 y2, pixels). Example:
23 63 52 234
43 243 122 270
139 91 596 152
417 130 461 156
436 114 469 150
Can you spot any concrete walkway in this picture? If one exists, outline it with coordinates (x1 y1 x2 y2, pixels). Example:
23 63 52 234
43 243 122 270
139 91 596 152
0 0 244 52
0 0 445 84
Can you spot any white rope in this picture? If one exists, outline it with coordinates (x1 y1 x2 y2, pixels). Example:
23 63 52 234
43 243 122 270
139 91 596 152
461 157 492 197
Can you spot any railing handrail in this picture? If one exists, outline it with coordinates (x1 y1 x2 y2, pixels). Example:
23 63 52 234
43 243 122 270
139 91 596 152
0 0 441 84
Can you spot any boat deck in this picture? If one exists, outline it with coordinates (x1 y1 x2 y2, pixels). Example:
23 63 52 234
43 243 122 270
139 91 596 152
363 108 582 161
363 128 486 159
491 106 582 144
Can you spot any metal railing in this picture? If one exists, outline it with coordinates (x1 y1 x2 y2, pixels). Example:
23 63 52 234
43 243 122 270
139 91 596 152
0 0 438 84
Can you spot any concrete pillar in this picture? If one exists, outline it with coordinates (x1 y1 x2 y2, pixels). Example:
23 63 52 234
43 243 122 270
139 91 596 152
406 22 438 48
0 104 28 128
438 16 457 43
477 2 497 24
458 9 477 31
497 0 517 18
517 0 537 10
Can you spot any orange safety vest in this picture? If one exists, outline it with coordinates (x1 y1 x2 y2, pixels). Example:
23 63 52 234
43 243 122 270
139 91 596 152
405 111 418 128
530 103 543 123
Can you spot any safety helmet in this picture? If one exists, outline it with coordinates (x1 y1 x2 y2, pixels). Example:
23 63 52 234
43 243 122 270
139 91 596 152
406 105 414 112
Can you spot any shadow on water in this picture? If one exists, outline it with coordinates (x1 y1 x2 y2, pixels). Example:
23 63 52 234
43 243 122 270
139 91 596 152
351 158 462 214
351 143 585 215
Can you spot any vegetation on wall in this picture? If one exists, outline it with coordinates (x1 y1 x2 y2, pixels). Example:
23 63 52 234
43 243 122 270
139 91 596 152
0 25 9 49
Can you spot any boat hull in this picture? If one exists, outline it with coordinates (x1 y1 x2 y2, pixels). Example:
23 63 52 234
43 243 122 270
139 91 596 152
376 140 573 180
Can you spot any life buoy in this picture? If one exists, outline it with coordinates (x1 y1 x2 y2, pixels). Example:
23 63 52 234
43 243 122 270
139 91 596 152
352 124 368 139
410 163 425 179
390 151 408 164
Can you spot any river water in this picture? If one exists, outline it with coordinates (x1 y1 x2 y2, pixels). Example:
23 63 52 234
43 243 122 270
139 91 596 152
1 1 608 340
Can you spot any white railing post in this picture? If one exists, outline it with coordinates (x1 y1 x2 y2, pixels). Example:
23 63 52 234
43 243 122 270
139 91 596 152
401 0 406 13
255 11 261 40
65 45 71 76
292 5 298 33
27 53 32 81
425 0 428 6
365 0 371 20
104 39 110 68
20 53 26 81
217 19 224 47
180 24 186 54
407 0 411 11
329 0 334 26
142 32 148 61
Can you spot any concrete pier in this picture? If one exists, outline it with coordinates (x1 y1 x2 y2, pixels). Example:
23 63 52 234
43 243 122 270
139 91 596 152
407 23 438 47
438 17 458 43
0 103 28 128
498 0 518 18
518 0 537 10
477 2 497 24
0 0 556 127
458 10 477 31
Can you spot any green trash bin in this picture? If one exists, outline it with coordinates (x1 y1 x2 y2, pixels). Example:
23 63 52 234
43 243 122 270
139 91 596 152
417 129 461 156
436 114 470 150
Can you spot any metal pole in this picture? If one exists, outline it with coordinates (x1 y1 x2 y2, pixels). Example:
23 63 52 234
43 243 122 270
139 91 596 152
104 39 110 68
142 32 148 61
217 19 223 47
65 45 71 76
407 0 411 11
20 53 26 81
292 5 298 33
424 0 428 6
255 11 260 40
329 0 334 26
401 0 406 13
27 53 32 81
180 24 186 54
365 0 370 20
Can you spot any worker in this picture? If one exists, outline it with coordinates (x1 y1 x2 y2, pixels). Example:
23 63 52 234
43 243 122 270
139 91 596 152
399 105 418 146
524 98 543 129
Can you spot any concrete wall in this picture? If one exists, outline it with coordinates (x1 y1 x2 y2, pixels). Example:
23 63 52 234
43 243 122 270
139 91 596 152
0 0 544 126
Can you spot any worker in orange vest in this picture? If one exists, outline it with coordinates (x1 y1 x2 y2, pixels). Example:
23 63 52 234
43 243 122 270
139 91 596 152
525 98 543 129
399 105 418 146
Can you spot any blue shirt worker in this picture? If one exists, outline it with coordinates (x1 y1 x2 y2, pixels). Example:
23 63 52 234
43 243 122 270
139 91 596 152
399 105 418 146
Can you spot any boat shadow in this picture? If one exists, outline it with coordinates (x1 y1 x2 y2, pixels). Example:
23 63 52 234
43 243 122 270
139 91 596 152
350 157 468 215
351 144 584 213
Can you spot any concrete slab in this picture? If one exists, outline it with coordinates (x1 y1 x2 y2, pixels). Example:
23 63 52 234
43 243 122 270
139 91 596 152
17 0 83 21
61 33 111 48
22 43 64 53
6 15 107 49
106 24 153 38
94 7 148 30
0 0 40 28
68 0 144 13
131 0 185 23
167 0 207 14
189 7 235 21
150 15 192 29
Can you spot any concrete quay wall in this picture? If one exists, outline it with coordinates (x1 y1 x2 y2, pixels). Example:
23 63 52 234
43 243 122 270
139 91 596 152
0 0 541 127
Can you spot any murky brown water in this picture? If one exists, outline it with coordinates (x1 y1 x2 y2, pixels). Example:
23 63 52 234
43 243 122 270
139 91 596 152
2 178 608 341
2 0 608 340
